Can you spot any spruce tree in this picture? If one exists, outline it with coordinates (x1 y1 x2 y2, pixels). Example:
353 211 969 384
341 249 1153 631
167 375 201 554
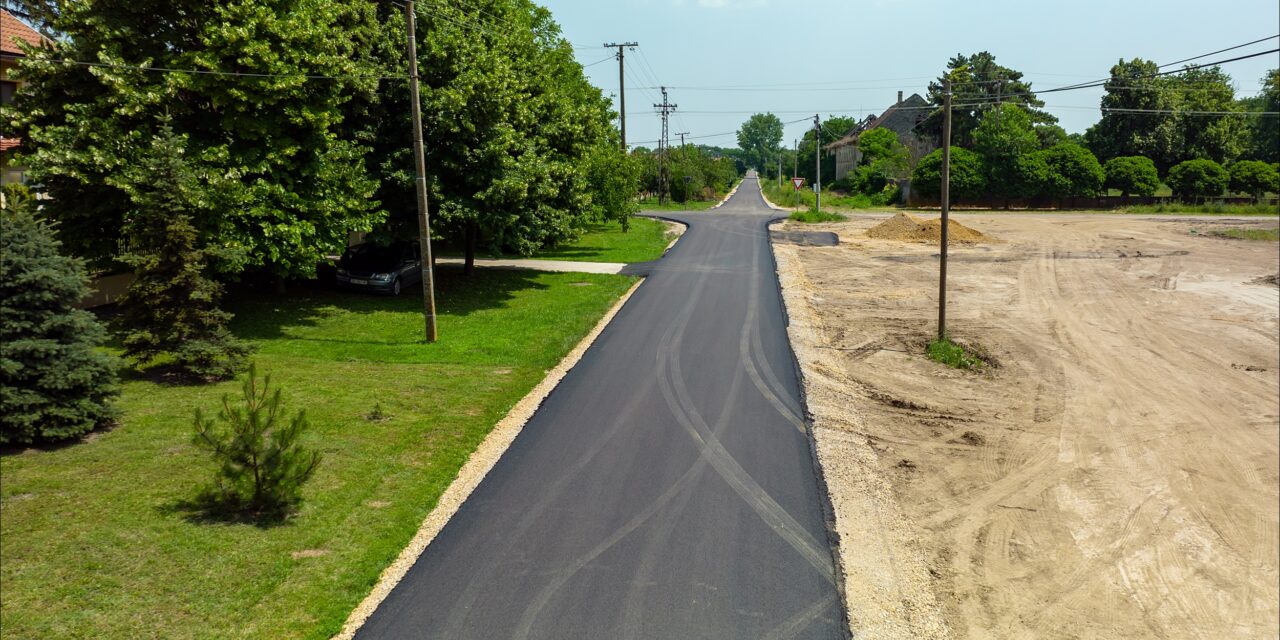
0 204 119 445
114 128 250 380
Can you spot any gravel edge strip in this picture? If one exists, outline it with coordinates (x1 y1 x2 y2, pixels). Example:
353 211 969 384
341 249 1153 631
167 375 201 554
770 225 953 640
332 277 647 640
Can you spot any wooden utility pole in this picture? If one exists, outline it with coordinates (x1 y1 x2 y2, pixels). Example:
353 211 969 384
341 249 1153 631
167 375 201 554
938 79 953 340
603 42 637 150
793 138 798 207
813 114 822 213
405 1 438 342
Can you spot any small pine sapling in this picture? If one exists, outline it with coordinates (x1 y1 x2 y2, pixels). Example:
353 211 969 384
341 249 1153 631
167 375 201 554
192 364 321 517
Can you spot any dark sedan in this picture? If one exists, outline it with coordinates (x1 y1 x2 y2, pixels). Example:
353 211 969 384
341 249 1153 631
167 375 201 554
335 241 422 295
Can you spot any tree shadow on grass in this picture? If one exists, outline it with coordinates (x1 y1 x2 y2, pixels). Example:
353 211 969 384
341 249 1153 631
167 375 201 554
226 264 550 343
156 496 292 529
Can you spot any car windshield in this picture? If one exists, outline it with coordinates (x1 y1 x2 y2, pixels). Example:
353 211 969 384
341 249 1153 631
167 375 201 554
341 244 401 271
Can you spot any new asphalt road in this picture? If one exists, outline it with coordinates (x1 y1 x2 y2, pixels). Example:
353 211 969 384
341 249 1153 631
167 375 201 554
357 172 843 639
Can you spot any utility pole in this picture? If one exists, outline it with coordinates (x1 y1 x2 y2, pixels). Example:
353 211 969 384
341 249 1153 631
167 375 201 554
675 131 689 149
938 79 953 341
654 86 677 205
603 42 637 150
813 114 822 213
405 0 438 342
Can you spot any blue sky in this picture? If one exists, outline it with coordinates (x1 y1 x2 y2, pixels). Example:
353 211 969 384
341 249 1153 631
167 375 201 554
542 0 1280 149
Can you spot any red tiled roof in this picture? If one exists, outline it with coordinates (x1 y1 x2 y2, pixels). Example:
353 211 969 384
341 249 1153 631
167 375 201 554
2 10 49 55
0 137 21 152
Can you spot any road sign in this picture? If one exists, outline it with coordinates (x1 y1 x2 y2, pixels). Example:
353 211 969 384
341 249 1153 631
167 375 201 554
791 177 805 190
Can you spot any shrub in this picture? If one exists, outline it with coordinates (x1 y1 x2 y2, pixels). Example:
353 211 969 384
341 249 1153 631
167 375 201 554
1167 159 1229 200
192 364 321 517
911 147 986 200
1104 156 1161 196
1038 143 1106 197
1 207 119 445
1228 160 1279 198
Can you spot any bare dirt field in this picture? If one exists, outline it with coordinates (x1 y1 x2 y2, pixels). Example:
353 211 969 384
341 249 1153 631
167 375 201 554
773 213 1280 639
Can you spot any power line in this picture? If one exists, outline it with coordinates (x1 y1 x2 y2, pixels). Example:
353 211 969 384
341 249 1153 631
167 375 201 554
1159 34 1279 68
0 52 399 81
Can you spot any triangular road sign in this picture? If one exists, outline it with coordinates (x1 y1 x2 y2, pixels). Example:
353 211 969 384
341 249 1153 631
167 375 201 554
791 177 805 190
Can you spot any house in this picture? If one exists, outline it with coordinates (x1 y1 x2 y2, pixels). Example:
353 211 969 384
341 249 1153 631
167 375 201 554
1 9 50 186
827 91 936 182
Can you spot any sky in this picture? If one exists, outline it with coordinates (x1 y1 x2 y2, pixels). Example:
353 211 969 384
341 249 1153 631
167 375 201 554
541 0 1280 150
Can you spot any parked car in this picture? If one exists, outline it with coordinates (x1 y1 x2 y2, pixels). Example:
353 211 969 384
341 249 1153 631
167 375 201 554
335 241 421 295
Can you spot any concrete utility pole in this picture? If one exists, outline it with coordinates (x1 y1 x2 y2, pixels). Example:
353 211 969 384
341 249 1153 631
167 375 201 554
813 114 822 213
405 0 438 342
603 42 637 149
675 132 690 149
938 79 953 340
654 87 677 205
793 138 799 207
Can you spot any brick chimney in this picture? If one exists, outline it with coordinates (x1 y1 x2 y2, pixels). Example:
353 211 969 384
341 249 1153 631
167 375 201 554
897 90 903 104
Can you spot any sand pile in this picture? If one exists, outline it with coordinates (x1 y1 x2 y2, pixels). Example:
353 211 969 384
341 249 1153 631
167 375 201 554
866 212 992 243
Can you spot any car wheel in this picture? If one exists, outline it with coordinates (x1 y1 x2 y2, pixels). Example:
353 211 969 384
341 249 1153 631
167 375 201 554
392 277 402 296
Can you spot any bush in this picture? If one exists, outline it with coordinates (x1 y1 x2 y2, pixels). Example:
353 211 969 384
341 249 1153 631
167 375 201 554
1 207 119 445
1167 159 1229 200
911 147 987 199
1228 160 1279 198
1105 156 1161 196
1038 143 1105 197
192 364 321 517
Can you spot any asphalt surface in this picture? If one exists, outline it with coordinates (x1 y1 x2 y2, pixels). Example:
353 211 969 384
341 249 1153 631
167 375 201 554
357 172 843 639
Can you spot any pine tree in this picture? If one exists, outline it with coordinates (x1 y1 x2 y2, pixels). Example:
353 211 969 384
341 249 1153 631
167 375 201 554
192 363 321 517
114 128 250 380
0 204 119 444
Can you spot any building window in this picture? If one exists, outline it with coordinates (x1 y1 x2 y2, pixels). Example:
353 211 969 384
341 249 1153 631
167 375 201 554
0 80 17 105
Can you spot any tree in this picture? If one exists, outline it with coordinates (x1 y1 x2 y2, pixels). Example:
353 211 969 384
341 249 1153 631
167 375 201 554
1104 156 1161 196
1167 159 1229 200
1228 160 1279 198
1243 69 1280 163
1034 124 1070 150
921 51 1057 147
585 145 641 230
794 115 856 186
364 1 617 273
736 113 784 173
973 104 1039 198
10 0 384 279
1037 143 1105 197
192 364 321 518
1086 59 1245 171
911 147 986 200
112 127 251 380
1 206 119 445
846 128 911 195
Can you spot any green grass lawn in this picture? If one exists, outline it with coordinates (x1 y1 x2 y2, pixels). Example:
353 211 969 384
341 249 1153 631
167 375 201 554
0 269 635 639
789 210 847 223
532 217 676 263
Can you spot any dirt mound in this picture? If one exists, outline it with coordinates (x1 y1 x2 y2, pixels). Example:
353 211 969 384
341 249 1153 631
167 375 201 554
866 212 992 243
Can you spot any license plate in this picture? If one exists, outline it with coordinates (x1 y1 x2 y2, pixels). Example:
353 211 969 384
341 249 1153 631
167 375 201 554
351 279 368 285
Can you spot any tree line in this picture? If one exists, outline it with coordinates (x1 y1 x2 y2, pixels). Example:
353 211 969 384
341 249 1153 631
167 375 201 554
733 51 1279 204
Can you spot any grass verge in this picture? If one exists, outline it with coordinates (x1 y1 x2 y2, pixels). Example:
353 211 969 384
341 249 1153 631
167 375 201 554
532 217 676 263
926 337 985 370
789 209 847 223
1116 202 1278 215
0 269 635 640
1202 227 1280 241
636 197 719 211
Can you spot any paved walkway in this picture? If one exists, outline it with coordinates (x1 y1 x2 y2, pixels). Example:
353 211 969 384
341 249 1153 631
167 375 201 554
435 257 628 274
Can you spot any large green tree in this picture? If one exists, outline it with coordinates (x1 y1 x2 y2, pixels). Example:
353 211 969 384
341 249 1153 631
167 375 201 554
10 0 384 278
794 115 856 186
1085 59 1246 171
973 104 1040 198
1241 69 1280 163
736 113 784 173
364 1 620 271
921 51 1057 147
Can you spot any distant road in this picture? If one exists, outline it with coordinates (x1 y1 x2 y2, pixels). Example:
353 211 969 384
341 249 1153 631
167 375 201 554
357 171 843 639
